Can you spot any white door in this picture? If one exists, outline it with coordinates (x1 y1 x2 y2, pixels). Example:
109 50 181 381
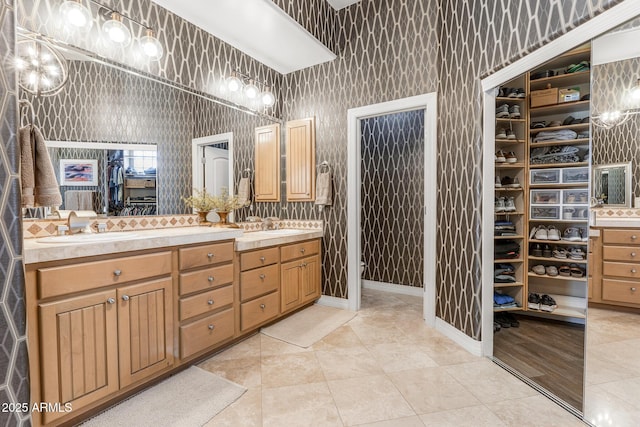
203 146 229 222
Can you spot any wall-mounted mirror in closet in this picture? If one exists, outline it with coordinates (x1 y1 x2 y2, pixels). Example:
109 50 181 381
489 12 640 426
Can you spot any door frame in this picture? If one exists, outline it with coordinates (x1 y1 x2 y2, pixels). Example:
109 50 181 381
346 93 438 327
480 0 640 357
191 132 234 214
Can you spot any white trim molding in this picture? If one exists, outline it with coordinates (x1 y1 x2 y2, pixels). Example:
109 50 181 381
362 280 424 297
436 318 483 357
317 295 350 310
346 93 438 329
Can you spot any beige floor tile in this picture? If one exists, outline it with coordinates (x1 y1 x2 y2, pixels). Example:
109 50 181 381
261 352 325 388
328 374 415 426
199 356 262 388
419 405 507 427
584 385 640 427
486 395 585 427
415 337 480 366
311 325 364 351
260 333 312 357
599 377 640 410
355 415 425 427
444 360 538 403
365 342 438 373
262 382 342 427
388 367 480 414
207 333 261 361
348 321 415 345
589 340 640 373
205 387 262 427
585 353 636 385
315 345 384 380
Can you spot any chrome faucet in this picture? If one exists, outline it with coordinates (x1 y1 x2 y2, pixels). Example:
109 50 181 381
67 211 97 234
262 217 280 230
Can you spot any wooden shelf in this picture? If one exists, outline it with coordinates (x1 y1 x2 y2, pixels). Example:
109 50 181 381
495 139 525 144
494 306 524 313
495 162 526 169
530 100 590 115
495 187 523 192
530 138 589 148
523 293 587 319
529 239 588 246
529 218 589 224
529 123 589 134
529 183 588 189
495 235 525 240
497 118 526 123
495 211 525 215
496 97 526 103
495 259 524 263
528 272 587 282
529 256 587 264
494 282 525 288
529 70 591 91
529 162 588 169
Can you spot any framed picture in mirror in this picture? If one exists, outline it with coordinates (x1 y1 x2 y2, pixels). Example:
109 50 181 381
59 159 98 186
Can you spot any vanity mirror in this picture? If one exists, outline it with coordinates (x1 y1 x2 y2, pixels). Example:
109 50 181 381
592 162 632 207
18 29 281 220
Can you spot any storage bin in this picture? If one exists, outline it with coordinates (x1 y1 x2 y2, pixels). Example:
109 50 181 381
562 206 589 220
530 87 559 108
530 189 560 205
562 167 589 184
530 205 561 220
562 189 589 205
530 168 561 185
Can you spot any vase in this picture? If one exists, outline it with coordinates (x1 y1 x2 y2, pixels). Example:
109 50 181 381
212 211 240 228
197 210 211 226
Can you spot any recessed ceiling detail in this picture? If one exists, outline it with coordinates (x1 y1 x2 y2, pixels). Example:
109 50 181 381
151 0 336 74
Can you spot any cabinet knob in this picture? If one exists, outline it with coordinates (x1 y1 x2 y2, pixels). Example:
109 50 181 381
208 299 214 305
300 248 306 253
632 235 638 240
207 253 214 260
632 269 637 274
632 287 637 292
259 274 266 280
122 295 130 301
208 276 214 282
260 303 266 310
208 324 215 330
260 256 266 262
114 269 122 277
107 298 115 304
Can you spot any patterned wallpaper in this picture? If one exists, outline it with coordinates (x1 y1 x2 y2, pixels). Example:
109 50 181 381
591 57 640 198
0 1 30 425
361 110 425 287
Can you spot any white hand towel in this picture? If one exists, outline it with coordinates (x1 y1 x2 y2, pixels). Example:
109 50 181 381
315 171 332 207
237 177 251 206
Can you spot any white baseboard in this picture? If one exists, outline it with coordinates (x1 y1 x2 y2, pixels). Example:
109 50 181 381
362 280 424 297
435 318 483 357
317 295 350 310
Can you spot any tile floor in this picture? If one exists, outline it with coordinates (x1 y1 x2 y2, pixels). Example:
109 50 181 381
199 289 585 426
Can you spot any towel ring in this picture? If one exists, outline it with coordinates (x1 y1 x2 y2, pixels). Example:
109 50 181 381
19 99 36 127
317 161 330 173
241 169 252 179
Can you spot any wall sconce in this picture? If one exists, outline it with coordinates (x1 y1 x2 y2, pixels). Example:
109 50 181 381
16 39 69 97
224 70 276 107
59 0 164 60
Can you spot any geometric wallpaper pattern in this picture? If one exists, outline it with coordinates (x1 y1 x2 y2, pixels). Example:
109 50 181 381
592 56 640 199
361 110 425 288
0 1 29 425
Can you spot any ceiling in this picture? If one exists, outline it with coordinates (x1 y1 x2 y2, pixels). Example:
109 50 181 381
151 0 336 74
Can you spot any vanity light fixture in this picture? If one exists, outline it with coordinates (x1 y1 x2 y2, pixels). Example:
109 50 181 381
244 79 259 99
225 70 277 108
102 12 131 46
262 86 276 106
631 78 640 101
60 0 93 31
16 39 69 96
227 71 243 92
139 28 163 60
592 110 630 130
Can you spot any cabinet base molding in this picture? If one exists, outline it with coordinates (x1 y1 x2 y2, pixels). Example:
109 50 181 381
362 280 424 297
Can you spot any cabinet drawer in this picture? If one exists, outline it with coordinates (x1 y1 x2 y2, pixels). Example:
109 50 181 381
603 246 640 262
179 242 233 270
38 251 171 299
240 247 279 271
241 264 279 301
241 291 279 331
179 264 234 296
603 261 640 279
603 229 640 245
179 285 233 321
602 279 640 304
281 239 320 262
180 308 234 358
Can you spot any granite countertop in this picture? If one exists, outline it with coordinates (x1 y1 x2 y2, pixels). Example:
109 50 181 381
234 229 323 251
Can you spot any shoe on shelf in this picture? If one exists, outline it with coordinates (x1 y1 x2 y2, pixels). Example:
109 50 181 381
563 115 576 126
528 293 541 310
504 197 516 212
531 121 547 129
570 263 585 278
579 227 589 242
534 226 549 240
552 247 568 259
531 243 542 257
542 244 552 258
506 129 517 140
516 88 526 98
547 226 561 241
532 264 546 275
540 294 558 312
548 120 562 128
559 265 571 277
496 104 510 118
495 150 506 163
509 105 521 119
529 225 539 239
562 227 581 241
495 174 502 188
495 197 506 212
569 247 586 260
505 151 517 163
506 88 519 98
546 265 559 277
501 176 520 188
496 128 507 139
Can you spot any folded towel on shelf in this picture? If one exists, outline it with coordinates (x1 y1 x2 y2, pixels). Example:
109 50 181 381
237 177 251 206
315 171 333 209
65 190 94 210
20 125 62 208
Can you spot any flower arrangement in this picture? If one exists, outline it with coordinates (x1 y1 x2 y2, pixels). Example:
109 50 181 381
209 187 244 212
183 187 243 213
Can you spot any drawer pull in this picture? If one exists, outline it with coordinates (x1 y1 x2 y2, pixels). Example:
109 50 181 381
260 256 266 262
259 274 266 280
260 303 266 310
632 287 637 292
300 248 306 253
107 298 115 304
208 276 214 282
114 269 122 277
633 235 638 240
208 324 215 330
632 252 637 257
632 269 637 274
301 262 307 268
207 253 215 260
122 295 130 301
208 299 214 305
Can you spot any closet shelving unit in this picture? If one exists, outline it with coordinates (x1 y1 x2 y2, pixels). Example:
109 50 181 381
525 44 591 320
494 74 529 312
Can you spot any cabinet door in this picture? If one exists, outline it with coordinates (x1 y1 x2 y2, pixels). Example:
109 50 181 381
117 277 174 388
280 259 302 313
39 290 119 424
286 117 315 201
301 254 322 303
255 123 281 202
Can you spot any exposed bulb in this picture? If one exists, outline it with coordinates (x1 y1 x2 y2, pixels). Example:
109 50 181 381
261 87 275 106
103 12 131 46
140 29 163 60
227 71 243 92
60 0 93 31
244 80 259 99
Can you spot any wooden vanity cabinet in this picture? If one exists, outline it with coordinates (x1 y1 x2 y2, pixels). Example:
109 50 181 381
280 240 321 313
255 123 281 202
600 228 640 307
238 247 281 331
285 117 316 202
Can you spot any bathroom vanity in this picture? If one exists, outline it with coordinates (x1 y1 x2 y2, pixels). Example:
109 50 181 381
23 226 322 426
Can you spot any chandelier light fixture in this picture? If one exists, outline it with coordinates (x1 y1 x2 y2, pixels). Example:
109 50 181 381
59 0 164 60
16 39 69 96
224 70 277 108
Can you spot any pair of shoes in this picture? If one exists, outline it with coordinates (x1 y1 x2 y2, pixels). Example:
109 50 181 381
531 225 560 240
496 128 516 139
495 197 516 212
569 247 586 260
495 312 520 328
499 87 526 98
496 104 510 118
562 228 582 241
558 263 584 277
530 243 552 258
553 247 567 259
530 70 555 80
528 293 557 311
565 61 590 74
496 150 517 163
501 176 521 187
531 264 558 276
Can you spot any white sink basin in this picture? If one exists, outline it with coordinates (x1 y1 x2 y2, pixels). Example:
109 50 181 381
37 232 139 244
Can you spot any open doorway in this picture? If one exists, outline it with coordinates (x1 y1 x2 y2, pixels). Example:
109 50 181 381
192 132 234 221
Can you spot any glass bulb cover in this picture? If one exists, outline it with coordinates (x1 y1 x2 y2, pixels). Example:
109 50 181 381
16 40 68 96
632 87 640 100
244 82 259 99
261 90 275 106
60 1 93 30
227 75 243 92
103 19 132 46
139 35 163 60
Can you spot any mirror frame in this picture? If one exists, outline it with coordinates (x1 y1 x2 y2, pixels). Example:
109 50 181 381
592 162 632 207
